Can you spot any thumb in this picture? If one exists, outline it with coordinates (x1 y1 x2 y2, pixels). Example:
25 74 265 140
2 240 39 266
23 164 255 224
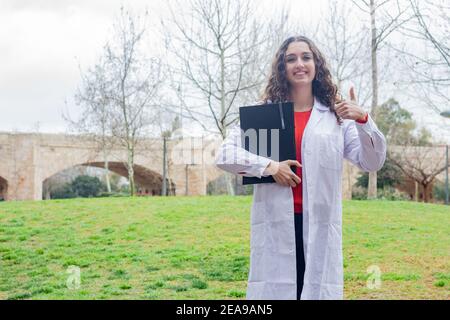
349 86 357 102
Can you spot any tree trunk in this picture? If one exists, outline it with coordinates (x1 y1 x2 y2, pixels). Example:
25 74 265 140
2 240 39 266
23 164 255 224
127 147 136 196
225 172 235 196
218 46 237 196
162 136 167 196
103 147 111 193
220 127 235 196
368 0 378 199
423 183 429 203
104 163 111 193
415 180 419 202
368 171 377 199
185 165 188 195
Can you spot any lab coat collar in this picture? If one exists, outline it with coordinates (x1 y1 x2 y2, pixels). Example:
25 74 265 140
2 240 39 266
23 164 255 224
265 96 329 112
313 96 329 112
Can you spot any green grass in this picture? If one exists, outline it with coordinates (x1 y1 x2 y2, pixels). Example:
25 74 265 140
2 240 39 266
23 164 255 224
0 196 448 300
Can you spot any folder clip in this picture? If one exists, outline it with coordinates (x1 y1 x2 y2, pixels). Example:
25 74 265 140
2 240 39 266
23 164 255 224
278 102 285 130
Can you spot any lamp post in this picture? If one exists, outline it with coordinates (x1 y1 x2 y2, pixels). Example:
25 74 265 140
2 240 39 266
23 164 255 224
440 110 449 205
440 111 450 118
185 137 197 196
446 144 449 205
162 135 167 196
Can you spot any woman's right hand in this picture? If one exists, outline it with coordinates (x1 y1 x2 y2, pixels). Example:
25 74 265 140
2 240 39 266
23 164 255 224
265 160 302 187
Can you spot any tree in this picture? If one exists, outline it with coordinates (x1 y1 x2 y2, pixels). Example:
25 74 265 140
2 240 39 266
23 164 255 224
69 58 114 193
316 0 372 106
160 115 182 196
389 144 447 202
66 7 164 197
163 0 292 138
356 98 410 190
374 98 416 144
351 0 414 199
103 7 164 196
368 97 446 202
408 0 450 67
356 157 403 189
392 0 450 115
161 0 291 195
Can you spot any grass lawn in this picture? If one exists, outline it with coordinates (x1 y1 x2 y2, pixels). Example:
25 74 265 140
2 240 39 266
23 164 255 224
0 196 448 300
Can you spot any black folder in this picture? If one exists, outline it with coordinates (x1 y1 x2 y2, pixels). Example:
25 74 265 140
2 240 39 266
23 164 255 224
239 102 296 185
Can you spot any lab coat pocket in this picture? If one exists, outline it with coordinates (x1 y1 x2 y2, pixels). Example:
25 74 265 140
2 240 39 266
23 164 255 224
318 134 343 171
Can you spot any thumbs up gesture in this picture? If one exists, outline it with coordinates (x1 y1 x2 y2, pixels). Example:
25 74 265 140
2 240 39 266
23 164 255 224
335 87 368 121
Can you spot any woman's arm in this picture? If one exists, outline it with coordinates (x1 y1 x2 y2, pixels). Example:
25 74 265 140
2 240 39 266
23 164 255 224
343 114 387 172
336 87 386 172
215 124 272 178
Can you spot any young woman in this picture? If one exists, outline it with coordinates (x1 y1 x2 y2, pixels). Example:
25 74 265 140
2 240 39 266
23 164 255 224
215 36 387 300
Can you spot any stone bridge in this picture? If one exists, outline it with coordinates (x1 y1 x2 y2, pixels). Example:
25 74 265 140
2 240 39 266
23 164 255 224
0 132 447 202
0 132 222 201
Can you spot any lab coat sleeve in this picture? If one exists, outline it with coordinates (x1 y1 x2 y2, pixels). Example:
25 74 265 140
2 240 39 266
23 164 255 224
343 114 387 172
215 124 272 178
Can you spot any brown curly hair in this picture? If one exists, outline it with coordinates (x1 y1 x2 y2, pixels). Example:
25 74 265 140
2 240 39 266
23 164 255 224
261 36 341 124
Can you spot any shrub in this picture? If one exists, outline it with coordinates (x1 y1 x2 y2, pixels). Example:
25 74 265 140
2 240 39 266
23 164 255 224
51 175 106 199
97 192 129 198
433 180 448 203
378 186 410 201
71 175 105 197
356 158 402 189
351 186 410 201
51 184 77 199
352 186 367 200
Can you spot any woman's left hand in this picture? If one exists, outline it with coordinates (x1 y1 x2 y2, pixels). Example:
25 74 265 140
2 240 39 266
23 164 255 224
335 87 367 121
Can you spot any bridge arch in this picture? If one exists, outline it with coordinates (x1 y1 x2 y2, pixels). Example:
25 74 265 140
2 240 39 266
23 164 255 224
0 176 7 201
42 161 176 199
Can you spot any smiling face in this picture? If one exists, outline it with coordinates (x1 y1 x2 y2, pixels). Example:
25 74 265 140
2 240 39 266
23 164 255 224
284 41 316 88
262 36 338 113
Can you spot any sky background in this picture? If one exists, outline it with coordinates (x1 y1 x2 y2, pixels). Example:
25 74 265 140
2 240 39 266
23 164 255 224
1 0 449 143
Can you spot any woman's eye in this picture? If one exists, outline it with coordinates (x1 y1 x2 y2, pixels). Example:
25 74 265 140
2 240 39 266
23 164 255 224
286 55 312 63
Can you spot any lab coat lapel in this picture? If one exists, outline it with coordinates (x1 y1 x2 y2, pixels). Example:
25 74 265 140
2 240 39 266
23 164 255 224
302 98 327 150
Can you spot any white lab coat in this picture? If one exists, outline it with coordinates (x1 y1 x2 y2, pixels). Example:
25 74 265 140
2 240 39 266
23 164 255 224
215 97 387 300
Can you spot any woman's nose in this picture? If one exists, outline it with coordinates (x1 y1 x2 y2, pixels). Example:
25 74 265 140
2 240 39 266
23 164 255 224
296 58 305 68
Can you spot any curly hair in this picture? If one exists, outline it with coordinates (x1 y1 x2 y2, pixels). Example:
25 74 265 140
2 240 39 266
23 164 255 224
261 36 342 124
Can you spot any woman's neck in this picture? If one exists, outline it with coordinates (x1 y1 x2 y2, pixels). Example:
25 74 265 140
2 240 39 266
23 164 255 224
290 85 314 112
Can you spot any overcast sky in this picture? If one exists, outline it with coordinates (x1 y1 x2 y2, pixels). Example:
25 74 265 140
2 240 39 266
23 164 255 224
1 0 449 143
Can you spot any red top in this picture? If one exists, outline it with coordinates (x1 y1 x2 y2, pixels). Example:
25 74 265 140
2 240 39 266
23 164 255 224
293 109 312 214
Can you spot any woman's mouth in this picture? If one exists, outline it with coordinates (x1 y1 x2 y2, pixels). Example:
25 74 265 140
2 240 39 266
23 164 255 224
294 71 307 76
